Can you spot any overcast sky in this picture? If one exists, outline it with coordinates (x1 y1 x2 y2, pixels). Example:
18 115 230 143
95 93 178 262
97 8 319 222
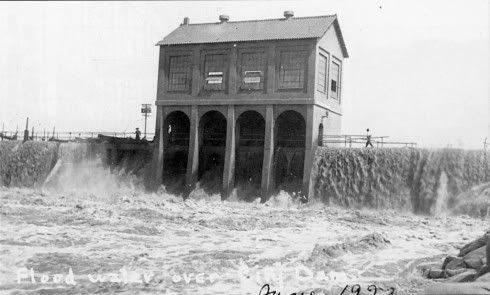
0 0 488 148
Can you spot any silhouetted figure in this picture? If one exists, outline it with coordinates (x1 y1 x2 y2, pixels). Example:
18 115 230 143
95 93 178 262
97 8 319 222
365 128 373 148
135 128 141 141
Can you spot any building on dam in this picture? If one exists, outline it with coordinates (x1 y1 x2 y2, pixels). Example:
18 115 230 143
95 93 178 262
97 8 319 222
152 11 349 200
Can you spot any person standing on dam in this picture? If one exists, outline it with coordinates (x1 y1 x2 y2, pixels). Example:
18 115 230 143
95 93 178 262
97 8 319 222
135 128 141 141
365 128 374 148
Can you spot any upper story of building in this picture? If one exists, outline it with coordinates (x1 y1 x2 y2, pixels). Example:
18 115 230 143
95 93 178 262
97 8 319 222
155 11 348 113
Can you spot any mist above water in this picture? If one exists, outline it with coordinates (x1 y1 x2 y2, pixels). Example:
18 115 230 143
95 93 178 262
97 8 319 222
43 159 141 195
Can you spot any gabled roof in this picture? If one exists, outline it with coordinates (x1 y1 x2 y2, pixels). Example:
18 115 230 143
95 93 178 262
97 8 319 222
156 15 349 58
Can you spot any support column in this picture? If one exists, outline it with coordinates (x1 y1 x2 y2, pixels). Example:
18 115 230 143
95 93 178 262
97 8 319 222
261 105 274 201
153 106 165 189
302 105 315 201
266 44 275 94
185 106 199 196
228 45 237 95
222 106 236 199
191 47 201 96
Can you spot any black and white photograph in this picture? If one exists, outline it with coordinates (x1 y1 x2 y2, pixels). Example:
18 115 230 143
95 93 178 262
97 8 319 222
0 1 489 294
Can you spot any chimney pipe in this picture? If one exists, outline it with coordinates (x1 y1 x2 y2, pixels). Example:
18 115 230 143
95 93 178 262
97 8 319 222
182 17 190 26
219 15 230 23
284 10 294 19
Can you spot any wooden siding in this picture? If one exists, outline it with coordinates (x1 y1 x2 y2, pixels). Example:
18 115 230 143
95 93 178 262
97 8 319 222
157 33 344 117
314 25 345 115
157 39 317 102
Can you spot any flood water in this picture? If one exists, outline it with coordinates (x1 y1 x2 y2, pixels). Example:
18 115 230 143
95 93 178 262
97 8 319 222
0 143 488 294
0 183 487 295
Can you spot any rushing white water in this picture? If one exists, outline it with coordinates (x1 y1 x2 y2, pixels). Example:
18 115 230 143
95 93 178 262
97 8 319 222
0 184 487 295
431 172 448 217
1 142 489 294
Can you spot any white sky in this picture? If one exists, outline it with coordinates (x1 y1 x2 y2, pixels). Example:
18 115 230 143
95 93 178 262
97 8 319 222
0 0 488 148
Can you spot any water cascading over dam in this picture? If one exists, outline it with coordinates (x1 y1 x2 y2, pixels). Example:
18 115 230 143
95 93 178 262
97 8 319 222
0 141 151 191
1 141 488 217
312 147 489 217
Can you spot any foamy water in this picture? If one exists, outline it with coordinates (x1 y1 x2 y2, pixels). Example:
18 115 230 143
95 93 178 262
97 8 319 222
43 159 141 195
1 181 487 294
0 142 489 294
1 141 488 216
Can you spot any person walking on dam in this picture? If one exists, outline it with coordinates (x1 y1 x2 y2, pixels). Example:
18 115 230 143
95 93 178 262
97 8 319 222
365 128 374 148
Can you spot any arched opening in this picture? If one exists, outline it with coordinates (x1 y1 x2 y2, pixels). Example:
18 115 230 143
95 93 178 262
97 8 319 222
274 110 306 193
235 111 265 199
162 111 190 192
198 111 227 193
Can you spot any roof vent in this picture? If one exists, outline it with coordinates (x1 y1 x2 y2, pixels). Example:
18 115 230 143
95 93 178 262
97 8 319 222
182 17 190 26
284 10 294 19
219 15 230 23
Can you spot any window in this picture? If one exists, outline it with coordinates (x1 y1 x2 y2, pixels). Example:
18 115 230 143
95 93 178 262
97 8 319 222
317 54 328 93
240 52 266 91
278 50 307 90
330 61 340 99
204 54 227 91
168 55 192 92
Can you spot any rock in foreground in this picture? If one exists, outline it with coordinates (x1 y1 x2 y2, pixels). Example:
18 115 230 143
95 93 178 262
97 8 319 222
422 230 490 293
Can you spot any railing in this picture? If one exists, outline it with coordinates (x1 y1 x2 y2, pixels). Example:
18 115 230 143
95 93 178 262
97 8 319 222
321 135 417 148
0 130 417 148
0 131 155 142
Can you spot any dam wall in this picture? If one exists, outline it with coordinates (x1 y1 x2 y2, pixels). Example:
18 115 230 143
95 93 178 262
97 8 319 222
0 141 151 188
312 147 489 215
1 141 488 217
